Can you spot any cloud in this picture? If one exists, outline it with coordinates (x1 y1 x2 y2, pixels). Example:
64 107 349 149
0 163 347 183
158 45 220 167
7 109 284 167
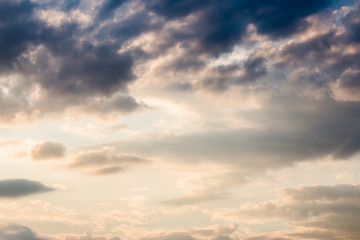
331 69 360 101
210 184 360 240
140 224 238 240
0 179 54 198
111 96 360 170
95 0 128 22
31 141 66 160
61 0 81 11
146 0 333 56
0 224 48 240
68 147 150 175
160 169 248 206
140 232 196 240
65 232 120 240
0 0 38 70
0 0 356 125
0 0 143 124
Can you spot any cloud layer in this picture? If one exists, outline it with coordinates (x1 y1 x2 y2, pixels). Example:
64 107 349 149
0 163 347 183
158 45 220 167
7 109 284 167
0 0 360 239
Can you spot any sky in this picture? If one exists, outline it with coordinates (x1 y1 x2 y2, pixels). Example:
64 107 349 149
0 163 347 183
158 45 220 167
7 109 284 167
0 0 360 239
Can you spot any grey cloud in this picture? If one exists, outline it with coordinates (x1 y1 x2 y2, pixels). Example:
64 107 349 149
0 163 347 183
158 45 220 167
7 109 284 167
0 224 48 240
199 56 267 92
200 77 230 92
343 3 360 43
240 57 267 83
286 68 330 100
0 0 143 124
141 232 197 240
236 185 360 240
146 0 333 56
68 147 150 175
41 42 134 96
110 96 360 172
0 0 39 70
78 94 146 115
1 0 357 125
93 166 125 175
0 179 54 198
278 185 360 202
65 0 81 10
31 141 66 160
331 69 360 102
274 6 360 99
98 11 162 44
168 82 194 92
96 0 128 22
65 232 121 240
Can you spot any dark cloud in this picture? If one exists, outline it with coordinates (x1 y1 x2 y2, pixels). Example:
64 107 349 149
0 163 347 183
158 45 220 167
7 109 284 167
31 141 66 160
343 3 360 43
62 0 81 11
49 43 134 96
146 0 210 19
145 0 333 56
247 0 332 38
0 224 48 240
0 0 39 70
199 56 266 92
278 31 336 68
0 0 351 124
97 11 161 44
276 4 360 80
238 56 267 82
0 179 54 198
96 0 128 21
331 69 360 102
0 0 143 123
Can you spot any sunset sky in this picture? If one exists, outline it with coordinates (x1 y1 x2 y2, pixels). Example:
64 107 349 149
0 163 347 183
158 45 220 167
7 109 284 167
0 0 360 239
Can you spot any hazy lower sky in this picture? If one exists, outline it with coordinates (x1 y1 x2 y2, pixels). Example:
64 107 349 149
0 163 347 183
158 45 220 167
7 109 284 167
0 0 360 239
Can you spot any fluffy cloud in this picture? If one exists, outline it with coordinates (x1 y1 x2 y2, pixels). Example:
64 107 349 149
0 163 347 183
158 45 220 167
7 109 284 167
0 0 143 124
0 0 354 125
0 179 54 198
31 142 66 160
